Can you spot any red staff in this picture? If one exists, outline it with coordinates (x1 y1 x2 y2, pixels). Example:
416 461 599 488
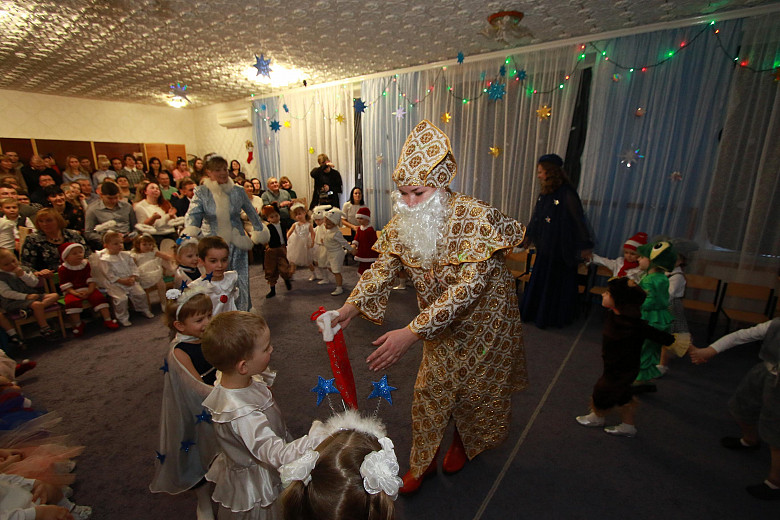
311 306 358 410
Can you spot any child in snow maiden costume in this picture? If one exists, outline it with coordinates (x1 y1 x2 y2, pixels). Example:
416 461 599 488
183 155 269 311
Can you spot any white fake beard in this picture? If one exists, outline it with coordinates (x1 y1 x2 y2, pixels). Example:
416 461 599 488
392 189 448 269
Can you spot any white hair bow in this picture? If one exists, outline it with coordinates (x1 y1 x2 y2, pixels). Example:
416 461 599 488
280 449 319 487
360 437 403 500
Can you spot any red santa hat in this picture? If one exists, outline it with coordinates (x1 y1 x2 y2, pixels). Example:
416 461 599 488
356 207 371 219
59 242 85 262
623 232 647 251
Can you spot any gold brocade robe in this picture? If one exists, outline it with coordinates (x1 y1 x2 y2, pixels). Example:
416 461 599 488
346 193 528 477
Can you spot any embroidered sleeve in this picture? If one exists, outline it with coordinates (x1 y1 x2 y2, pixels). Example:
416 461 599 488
345 253 403 324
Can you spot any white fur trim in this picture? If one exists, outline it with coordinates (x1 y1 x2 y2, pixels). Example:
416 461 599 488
168 216 185 227
324 409 387 440
252 228 270 245
182 226 201 238
135 223 157 234
231 228 253 251
203 179 234 244
60 282 74 291
94 220 117 233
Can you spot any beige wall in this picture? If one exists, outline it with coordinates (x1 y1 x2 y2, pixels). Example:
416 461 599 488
0 89 258 178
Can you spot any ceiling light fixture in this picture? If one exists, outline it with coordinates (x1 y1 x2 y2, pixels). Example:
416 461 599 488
167 82 190 108
481 10 533 44
243 64 307 88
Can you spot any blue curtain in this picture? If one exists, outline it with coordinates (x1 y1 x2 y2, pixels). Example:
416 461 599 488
252 98 281 186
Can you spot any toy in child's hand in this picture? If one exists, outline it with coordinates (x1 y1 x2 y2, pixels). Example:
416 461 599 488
311 306 358 410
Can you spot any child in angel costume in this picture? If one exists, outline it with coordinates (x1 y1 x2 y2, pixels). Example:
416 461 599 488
150 287 218 520
130 234 175 312
186 236 238 316
201 312 329 520
285 203 315 280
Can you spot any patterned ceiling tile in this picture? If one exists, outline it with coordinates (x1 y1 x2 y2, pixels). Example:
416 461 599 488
0 0 776 107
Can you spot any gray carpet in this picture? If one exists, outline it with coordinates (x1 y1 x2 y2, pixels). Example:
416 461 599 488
14 261 778 519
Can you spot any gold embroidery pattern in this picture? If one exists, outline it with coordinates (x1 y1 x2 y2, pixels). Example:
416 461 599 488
392 120 456 188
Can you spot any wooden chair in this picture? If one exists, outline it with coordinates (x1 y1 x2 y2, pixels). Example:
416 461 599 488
504 250 534 294
720 282 774 334
588 265 613 297
9 277 67 340
682 274 723 342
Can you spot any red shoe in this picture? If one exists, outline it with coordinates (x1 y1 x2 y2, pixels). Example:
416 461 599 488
442 429 467 474
72 322 85 337
103 319 120 330
15 360 36 377
399 454 437 495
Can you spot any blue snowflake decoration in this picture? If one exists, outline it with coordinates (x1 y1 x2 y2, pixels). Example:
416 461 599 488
499 65 506 77
488 82 506 101
311 376 340 406
253 54 272 77
180 440 195 453
457 51 464 64
367 375 397 405
159 359 169 374
283 104 289 113
195 409 212 424
517 69 527 80
353 98 367 114
269 120 282 132
155 451 166 464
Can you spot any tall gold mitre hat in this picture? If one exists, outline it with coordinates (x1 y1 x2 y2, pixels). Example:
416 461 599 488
392 120 457 188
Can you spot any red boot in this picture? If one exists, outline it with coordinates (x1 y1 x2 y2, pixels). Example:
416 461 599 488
399 451 438 495
442 429 467 474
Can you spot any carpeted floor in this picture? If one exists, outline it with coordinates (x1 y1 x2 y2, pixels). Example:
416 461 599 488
13 261 779 519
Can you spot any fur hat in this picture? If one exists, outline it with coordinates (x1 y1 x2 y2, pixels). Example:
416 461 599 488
538 154 564 167
312 205 331 220
392 120 457 189
356 207 371 219
290 202 306 214
623 232 648 252
606 277 646 318
59 242 85 262
637 241 678 272
324 208 343 226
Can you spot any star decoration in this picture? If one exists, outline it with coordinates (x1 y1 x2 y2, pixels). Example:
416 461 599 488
155 451 166 464
311 376 340 406
269 120 282 132
553 199 560 205
283 104 289 113
179 280 188 291
253 54 272 77
670 171 683 182
367 375 397 405
204 272 214 282
457 51 464 64
168 82 190 104
488 146 502 157
353 98 367 114
308 147 315 154
499 65 506 77
283 121 291 128
335 113 345 123
195 409 212 424
488 81 506 101
545 217 551 223
392 106 406 119
159 359 168 374
536 105 552 120
180 440 195 453
440 112 452 124
517 69 527 80
619 148 645 168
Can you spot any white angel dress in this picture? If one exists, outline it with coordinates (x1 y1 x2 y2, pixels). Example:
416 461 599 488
187 271 239 316
286 222 313 267
131 251 164 289
202 379 327 520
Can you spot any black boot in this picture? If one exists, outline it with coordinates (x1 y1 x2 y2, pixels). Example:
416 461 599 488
266 286 276 298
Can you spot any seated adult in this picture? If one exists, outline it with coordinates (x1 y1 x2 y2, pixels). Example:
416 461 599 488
29 173 56 206
91 156 117 190
79 156 94 175
63 182 88 211
76 178 100 206
43 185 84 233
0 183 37 219
279 176 297 199
171 178 195 216
22 154 59 189
156 171 178 201
119 154 145 192
171 158 189 183
261 177 293 225
241 180 263 234
20 208 89 277
84 180 137 250
133 181 178 243
0 154 27 192
114 176 134 203
251 177 263 196
61 154 91 185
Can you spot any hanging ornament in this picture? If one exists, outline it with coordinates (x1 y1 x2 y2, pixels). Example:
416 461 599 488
635 107 646 117
488 146 502 157
392 107 406 120
457 51 465 64
269 120 281 132
168 83 190 107
353 98 367 114
253 54 272 77
283 121 291 128
488 81 506 101
612 73 621 82
517 69 527 80
283 104 289 113
499 65 506 77
308 147 315 154
536 105 552 120
335 113 345 123
670 171 683 182
245 140 254 164
440 112 452 124
619 148 645 168
376 154 384 166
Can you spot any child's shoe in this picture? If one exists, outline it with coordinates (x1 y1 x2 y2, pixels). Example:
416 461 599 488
576 412 605 427
103 319 119 330
317 279 329 285
14 359 36 377
656 364 669 376
307 273 316 281
604 423 637 437
142 310 155 319
70 504 92 520
119 319 132 327
266 286 276 298
40 327 58 341
72 322 85 337
331 286 344 296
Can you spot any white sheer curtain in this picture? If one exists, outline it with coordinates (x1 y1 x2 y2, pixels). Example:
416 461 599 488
361 46 579 228
253 84 357 208
703 15 780 282
578 19 743 258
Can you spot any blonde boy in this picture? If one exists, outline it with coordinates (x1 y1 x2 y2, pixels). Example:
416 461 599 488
94 231 153 326
0 248 60 340
0 198 33 251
